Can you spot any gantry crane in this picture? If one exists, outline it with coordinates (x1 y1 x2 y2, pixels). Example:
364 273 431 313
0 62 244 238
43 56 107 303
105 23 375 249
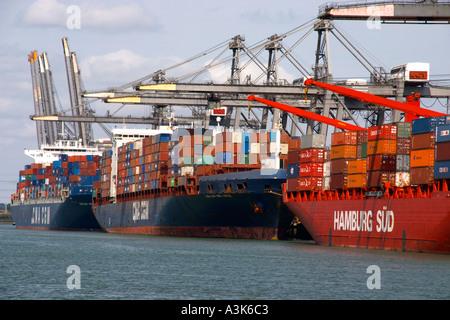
247 94 367 131
302 78 447 121
248 78 447 134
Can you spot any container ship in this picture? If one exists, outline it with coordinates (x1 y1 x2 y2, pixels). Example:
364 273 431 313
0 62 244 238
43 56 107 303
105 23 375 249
92 127 311 240
10 140 105 231
249 79 450 254
281 115 450 254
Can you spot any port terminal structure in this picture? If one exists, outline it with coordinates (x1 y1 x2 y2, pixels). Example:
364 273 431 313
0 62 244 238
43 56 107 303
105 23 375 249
29 1 450 147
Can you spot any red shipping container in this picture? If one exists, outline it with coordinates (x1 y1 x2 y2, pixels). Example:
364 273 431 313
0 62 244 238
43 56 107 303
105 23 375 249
396 138 411 154
288 138 301 151
298 177 323 191
286 178 299 192
331 159 348 175
410 167 434 185
356 130 368 144
69 175 81 182
287 150 300 164
331 131 357 146
280 133 290 144
300 148 324 163
330 173 348 190
299 163 324 177
411 132 435 150
367 154 396 171
435 141 450 161
368 124 397 140
367 171 395 188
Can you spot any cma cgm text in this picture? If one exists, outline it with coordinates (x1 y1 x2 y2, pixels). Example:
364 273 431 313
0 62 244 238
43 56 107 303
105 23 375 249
333 210 394 233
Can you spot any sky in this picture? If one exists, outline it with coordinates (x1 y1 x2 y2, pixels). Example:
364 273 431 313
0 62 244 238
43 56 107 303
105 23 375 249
0 0 449 202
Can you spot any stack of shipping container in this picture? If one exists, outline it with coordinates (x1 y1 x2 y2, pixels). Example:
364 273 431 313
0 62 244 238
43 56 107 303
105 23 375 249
411 116 450 183
93 116 450 201
434 117 450 180
14 154 101 201
366 124 397 187
96 129 292 200
298 134 326 191
330 131 357 189
410 118 436 185
394 122 411 187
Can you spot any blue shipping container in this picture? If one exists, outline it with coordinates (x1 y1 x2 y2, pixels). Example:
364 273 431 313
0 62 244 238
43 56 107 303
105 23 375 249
215 152 233 164
435 124 450 143
412 117 438 134
434 160 450 180
52 160 62 168
270 131 277 142
287 163 299 178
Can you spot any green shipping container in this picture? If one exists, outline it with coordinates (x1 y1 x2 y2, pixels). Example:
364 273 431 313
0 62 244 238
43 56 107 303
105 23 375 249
181 156 194 166
197 155 214 165
203 138 213 146
395 122 412 139
357 142 367 159
242 154 250 164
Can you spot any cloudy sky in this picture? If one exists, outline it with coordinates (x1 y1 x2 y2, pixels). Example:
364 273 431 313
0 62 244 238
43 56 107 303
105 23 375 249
0 0 449 202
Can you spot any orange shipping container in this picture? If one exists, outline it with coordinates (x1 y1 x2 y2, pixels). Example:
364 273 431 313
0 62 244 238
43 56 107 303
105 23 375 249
347 174 367 189
330 145 357 160
410 149 434 167
367 139 396 155
331 131 357 146
347 159 367 174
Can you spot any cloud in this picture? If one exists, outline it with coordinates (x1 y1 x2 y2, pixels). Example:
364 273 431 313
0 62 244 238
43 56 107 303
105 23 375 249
204 58 298 85
241 8 301 26
80 49 187 89
17 0 161 33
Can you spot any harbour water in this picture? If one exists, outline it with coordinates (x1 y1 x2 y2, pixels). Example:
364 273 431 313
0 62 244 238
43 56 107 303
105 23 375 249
0 223 449 301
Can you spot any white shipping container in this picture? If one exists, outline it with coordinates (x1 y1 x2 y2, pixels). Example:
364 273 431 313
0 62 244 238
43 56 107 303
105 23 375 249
280 143 289 155
395 172 410 187
134 140 143 150
301 134 326 149
232 132 242 143
323 161 331 177
323 176 331 190
181 166 194 176
251 143 260 154
269 142 278 153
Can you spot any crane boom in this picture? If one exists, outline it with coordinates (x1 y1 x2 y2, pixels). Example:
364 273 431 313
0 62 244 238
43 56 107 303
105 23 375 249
247 95 367 131
303 78 446 120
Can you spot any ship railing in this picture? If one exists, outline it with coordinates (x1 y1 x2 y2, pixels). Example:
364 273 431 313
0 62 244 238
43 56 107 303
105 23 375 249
283 179 450 202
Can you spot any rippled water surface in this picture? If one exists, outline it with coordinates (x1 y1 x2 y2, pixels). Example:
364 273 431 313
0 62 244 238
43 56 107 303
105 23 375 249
1 224 449 300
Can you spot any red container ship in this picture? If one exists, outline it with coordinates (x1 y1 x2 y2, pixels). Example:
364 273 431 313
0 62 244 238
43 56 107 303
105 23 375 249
282 182 450 253
248 79 450 254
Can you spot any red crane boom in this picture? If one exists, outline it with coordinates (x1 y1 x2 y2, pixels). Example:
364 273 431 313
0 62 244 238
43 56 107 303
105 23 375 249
303 78 446 121
247 95 367 131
